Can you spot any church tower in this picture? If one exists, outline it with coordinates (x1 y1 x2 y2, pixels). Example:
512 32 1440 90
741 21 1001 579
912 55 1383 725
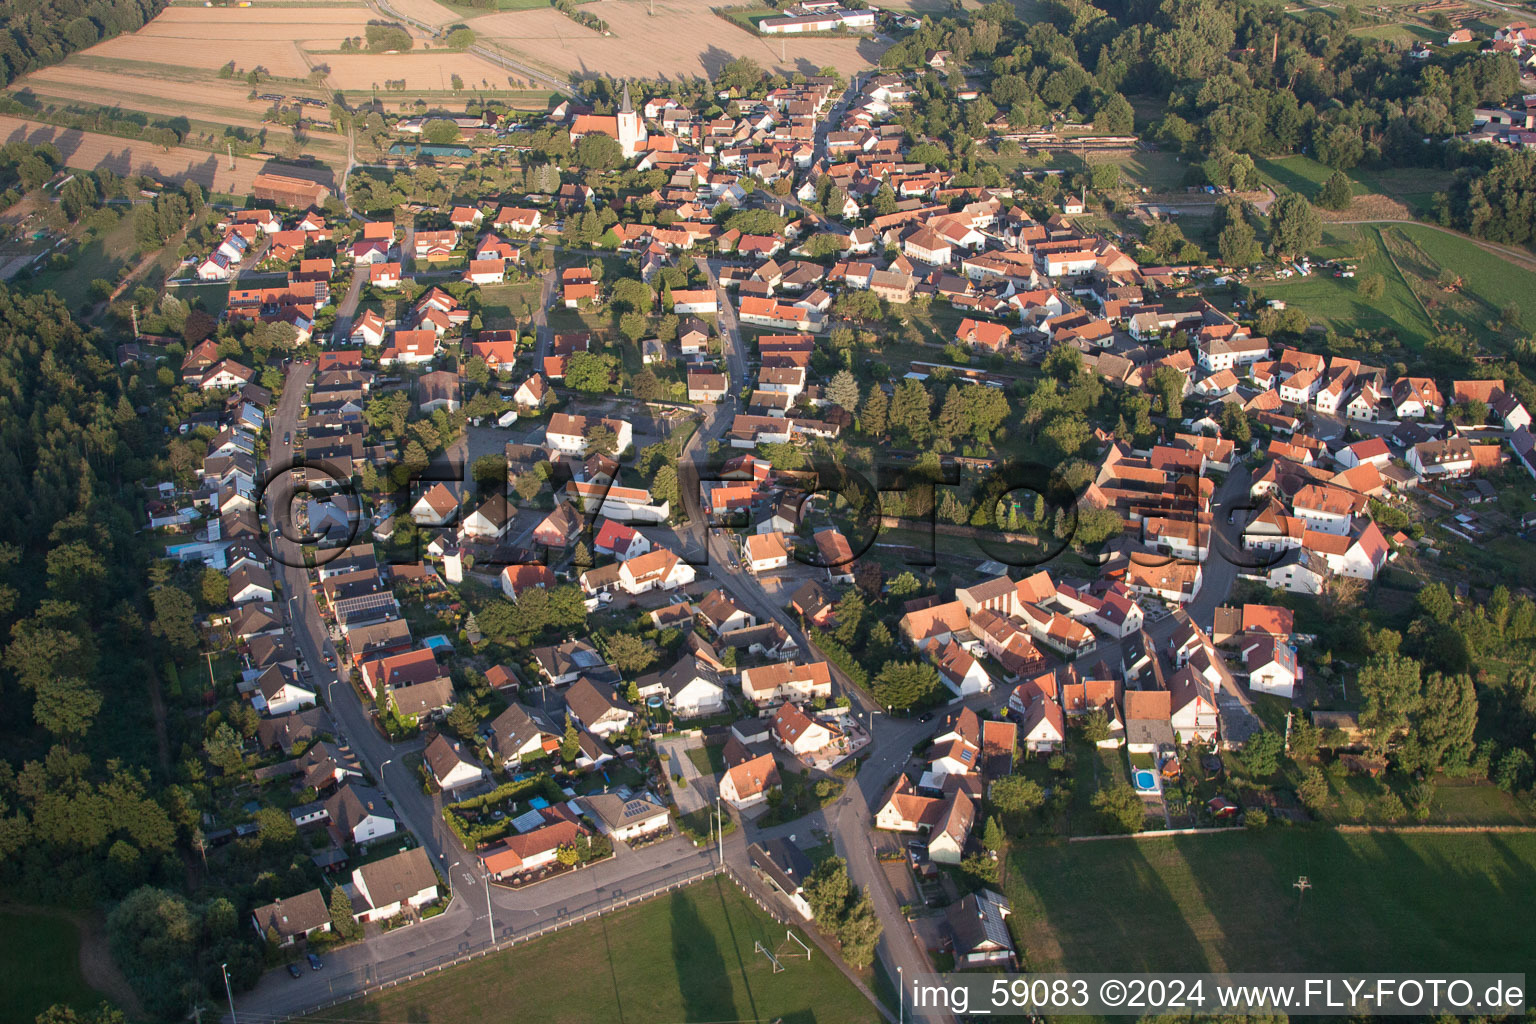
616 81 646 159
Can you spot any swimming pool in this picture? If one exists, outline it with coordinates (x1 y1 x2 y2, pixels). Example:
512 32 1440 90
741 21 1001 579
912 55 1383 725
1133 768 1159 792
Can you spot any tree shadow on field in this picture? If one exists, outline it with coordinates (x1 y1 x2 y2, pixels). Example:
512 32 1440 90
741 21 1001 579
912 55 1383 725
670 888 736 1023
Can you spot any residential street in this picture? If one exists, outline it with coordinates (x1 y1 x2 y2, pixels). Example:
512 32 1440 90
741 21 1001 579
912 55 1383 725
243 339 1257 1023
235 363 730 1021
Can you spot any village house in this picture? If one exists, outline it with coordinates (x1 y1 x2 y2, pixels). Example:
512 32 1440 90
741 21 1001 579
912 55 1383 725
581 791 670 842
720 751 781 810
772 702 839 757
563 677 637 738
350 847 437 922
424 734 487 794
740 660 832 706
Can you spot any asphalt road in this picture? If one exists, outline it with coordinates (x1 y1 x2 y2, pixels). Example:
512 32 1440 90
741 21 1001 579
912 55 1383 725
234 363 728 1022
242 313 1254 1022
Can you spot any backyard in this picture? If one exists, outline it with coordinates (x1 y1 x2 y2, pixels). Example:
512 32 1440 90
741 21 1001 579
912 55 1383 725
307 876 879 1024
1007 829 1536 973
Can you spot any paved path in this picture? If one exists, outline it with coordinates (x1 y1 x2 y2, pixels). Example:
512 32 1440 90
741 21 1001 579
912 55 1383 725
657 736 710 815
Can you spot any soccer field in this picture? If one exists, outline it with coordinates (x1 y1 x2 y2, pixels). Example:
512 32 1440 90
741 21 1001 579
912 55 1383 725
306 876 879 1024
1007 830 1536 973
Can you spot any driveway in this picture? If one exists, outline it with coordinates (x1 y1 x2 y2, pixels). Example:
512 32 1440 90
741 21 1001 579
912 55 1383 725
657 735 711 815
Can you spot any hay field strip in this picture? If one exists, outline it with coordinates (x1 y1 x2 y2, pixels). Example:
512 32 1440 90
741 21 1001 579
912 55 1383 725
0 114 265 192
320 51 528 90
13 74 276 131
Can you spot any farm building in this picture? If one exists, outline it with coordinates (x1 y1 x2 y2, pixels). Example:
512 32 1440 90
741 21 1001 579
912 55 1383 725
252 171 331 209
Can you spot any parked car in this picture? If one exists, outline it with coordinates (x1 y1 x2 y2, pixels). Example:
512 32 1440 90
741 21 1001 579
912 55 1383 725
307 953 323 971
287 963 303 979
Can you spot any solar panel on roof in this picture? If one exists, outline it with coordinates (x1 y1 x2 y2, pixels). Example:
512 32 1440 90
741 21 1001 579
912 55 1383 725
510 808 545 833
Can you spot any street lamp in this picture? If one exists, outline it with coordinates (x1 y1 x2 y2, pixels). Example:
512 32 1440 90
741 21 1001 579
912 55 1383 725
221 962 238 1024
897 965 904 1024
483 864 495 947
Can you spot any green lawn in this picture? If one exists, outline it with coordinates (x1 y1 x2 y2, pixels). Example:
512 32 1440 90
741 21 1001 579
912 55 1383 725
477 281 542 330
1255 155 1449 217
686 743 726 776
1388 223 1536 339
22 213 142 313
1261 226 1434 347
1007 830 1536 973
311 877 878 1024
1254 154 1342 196
0 910 113 1022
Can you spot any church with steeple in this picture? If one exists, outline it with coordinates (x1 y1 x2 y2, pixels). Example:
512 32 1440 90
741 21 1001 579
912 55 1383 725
567 81 648 159
615 82 647 158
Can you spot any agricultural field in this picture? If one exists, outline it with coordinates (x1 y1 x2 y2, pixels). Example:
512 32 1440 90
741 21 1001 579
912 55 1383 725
323 51 530 92
77 6 377 78
466 0 886 81
1259 221 1536 353
1261 225 1435 347
310 878 879 1024
1007 831 1536 974
0 114 265 193
12 66 277 133
383 0 471 26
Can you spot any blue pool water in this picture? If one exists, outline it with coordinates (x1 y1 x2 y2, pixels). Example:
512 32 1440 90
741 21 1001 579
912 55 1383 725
1133 768 1158 791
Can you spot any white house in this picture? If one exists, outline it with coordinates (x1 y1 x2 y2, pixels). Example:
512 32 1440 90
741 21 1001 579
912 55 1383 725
580 791 671 842
594 519 651 561
638 655 729 719
1243 637 1299 699
772 702 837 756
720 752 780 810
934 639 992 697
545 413 633 457
411 484 459 526
253 666 316 717
617 547 695 594
324 784 398 845
564 480 668 524
424 734 487 794
926 789 975 865
197 253 233 281
461 494 512 541
744 531 790 573
351 847 437 922
1167 667 1220 743
1019 697 1065 753
351 309 387 347
740 661 832 706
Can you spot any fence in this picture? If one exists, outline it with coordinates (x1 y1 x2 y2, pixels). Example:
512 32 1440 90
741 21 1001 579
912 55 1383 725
723 862 792 927
243 861 724 1023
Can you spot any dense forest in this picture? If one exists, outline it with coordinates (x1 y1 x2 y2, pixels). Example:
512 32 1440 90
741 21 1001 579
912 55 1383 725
0 284 267 1018
0 0 165 84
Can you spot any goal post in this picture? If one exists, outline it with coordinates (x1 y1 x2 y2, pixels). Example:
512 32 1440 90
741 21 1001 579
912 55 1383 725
754 940 785 973
784 930 812 961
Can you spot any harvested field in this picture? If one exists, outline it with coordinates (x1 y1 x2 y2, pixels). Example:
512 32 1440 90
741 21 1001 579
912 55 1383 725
322 51 529 91
79 7 377 78
0 114 329 194
469 0 887 79
86 34 315 78
381 0 468 27
12 66 277 131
